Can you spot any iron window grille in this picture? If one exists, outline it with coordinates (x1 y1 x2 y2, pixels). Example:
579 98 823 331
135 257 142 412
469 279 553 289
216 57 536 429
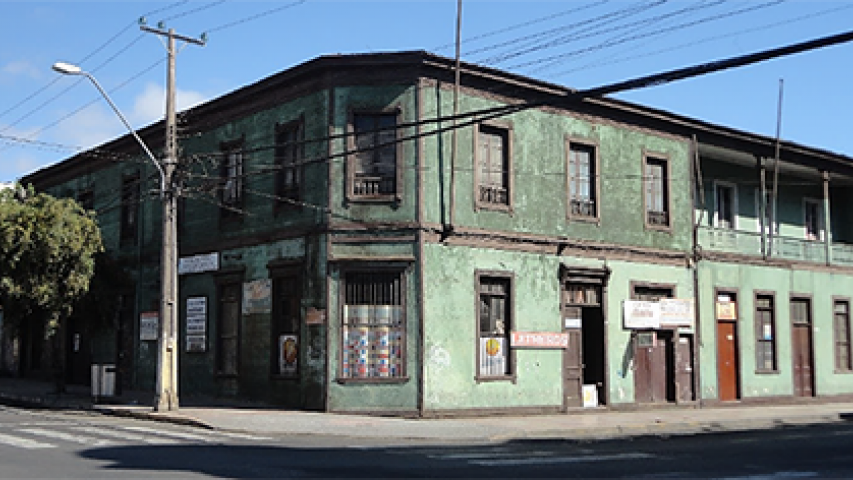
755 294 777 372
341 270 405 379
120 174 139 245
478 276 512 378
568 142 597 219
477 125 510 208
834 300 851 371
644 156 669 228
274 121 303 206
351 113 398 198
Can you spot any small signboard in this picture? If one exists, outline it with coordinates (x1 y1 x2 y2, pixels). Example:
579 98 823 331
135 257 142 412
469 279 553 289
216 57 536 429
139 311 159 341
510 331 569 349
306 307 326 325
716 301 737 321
659 299 695 327
186 296 207 353
623 300 660 329
178 252 219 275
279 334 298 375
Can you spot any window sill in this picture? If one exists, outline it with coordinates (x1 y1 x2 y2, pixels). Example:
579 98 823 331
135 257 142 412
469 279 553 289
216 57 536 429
475 203 513 213
336 376 409 385
755 369 779 375
475 374 517 384
645 224 673 234
568 215 600 224
833 369 853 375
346 195 400 205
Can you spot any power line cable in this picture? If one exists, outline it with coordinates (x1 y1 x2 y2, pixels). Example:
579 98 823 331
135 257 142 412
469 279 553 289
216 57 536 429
206 0 308 33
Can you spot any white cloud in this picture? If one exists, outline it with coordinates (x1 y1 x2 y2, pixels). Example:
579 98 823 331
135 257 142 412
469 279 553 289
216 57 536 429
1 60 41 81
131 83 208 126
53 104 125 150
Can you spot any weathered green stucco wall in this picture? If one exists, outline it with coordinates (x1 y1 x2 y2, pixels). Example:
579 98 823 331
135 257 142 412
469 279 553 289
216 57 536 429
420 84 693 253
421 243 695 411
698 261 853 400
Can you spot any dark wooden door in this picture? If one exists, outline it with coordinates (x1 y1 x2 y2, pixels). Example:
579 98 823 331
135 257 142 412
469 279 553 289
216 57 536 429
634 332 667 403
792 324 815 397
716 321 739 401
675 336 694 402
563 328 583 408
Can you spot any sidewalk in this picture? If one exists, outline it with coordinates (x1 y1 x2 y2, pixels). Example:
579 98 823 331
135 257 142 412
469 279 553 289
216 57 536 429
1 376 851 443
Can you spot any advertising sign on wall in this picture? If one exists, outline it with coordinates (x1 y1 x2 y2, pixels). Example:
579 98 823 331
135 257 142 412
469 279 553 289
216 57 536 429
279 334 298 375
623 300 660 329
139 312 159 341
178 252 219 275
185 296 207 353
659 299 695 327
242 279 272 315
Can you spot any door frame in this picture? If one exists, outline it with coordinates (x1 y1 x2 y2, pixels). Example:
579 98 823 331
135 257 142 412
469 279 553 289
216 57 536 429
714 287 741 401
790 294 816 397
560 265 610 409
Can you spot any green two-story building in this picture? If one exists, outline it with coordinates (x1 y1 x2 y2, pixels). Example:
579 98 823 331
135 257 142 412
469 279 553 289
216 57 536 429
20 51 853 415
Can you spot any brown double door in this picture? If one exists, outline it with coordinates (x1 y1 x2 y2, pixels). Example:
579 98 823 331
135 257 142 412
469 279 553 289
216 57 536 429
634 330 694 404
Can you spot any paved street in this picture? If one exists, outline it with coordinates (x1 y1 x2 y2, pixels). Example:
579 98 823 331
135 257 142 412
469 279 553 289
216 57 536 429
2 405 853 478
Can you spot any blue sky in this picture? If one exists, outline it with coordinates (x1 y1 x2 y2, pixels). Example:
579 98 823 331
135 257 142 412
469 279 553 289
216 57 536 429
1 1 851 183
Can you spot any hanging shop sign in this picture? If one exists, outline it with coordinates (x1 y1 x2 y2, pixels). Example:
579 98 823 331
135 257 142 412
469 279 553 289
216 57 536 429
659 299 695 327
139 311 159 341
623 300 660 329
242 279 272 315
278 334 299 376
185 296 207 353
510 331 569 349
178 252 219 275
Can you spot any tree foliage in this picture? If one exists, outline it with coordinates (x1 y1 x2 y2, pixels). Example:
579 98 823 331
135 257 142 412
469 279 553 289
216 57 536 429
0 184 104 335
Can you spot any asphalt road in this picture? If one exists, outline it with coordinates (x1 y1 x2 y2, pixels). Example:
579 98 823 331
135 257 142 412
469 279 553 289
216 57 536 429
0 405 852 478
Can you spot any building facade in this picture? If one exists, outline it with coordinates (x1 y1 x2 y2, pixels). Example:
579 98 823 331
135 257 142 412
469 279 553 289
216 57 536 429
20 51 853 414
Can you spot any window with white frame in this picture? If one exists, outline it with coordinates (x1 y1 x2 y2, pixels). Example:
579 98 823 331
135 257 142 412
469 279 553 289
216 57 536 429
644 156 669 228
477 124 511 208
341 270 405 379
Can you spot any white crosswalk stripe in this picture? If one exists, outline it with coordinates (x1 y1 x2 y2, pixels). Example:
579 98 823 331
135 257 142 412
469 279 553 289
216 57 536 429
70 425 179 445
0 432 55 449
115 425 221 442
17 428 114 447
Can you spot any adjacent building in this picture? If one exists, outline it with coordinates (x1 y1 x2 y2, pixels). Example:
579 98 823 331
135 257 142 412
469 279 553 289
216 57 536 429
18 51 853 414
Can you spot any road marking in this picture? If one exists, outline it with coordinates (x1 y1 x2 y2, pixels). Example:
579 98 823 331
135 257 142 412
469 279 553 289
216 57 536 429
117 425 220 442
207 430 272 441
470 452 655 467
17 428 113 447
715 472 818 479
0 432 55 449
71 426 179 445
431 450 561 460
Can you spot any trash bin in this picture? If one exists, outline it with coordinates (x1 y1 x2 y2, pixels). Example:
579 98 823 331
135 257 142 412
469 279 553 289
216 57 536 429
91 364 116 400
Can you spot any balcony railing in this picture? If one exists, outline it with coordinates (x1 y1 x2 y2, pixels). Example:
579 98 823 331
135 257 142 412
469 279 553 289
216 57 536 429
353 175 395 196
698 226 853 267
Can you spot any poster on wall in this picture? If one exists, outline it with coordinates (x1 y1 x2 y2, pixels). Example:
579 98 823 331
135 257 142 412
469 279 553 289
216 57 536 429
659 299 695 327
242 279 272 315
479 337 506 376
186 297 207 353
139 312 159 341
279 334 298 375
623 300 660 329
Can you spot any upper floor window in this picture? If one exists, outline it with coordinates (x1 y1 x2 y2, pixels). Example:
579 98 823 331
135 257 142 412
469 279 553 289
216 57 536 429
714 182 736 229
804 198 824 241
477 273 513 379
120 174 139 245
220 139 245 217
274 120 303 207
644 155 669 228
350 112 398 199
476 124 511 210
567 141 597 220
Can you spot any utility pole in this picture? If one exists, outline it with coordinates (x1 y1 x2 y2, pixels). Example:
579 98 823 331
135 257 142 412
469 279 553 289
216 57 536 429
140 21 205 412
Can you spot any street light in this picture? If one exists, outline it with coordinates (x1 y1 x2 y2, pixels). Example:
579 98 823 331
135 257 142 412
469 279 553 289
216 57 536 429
53 61 179 412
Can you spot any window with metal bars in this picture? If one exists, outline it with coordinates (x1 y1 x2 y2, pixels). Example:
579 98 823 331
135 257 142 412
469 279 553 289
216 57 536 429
834 300 852 372
341 270 405 379
120 174 139 246
477 124 511 208
220 139 245 218
755 294 777 372
644 156 669 228
568 142 597 219
478 275 512 378
274 120 303 207
351 113 398 198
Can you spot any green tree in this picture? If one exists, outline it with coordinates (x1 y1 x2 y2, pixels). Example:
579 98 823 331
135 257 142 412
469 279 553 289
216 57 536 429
0 184 103 384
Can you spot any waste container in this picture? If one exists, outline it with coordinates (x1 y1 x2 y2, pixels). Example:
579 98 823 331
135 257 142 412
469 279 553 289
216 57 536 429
91 364 116 400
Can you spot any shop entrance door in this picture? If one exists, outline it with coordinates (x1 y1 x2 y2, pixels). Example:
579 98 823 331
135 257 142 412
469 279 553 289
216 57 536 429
791 298 815 397
562 279 605 409
716 321 740 401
